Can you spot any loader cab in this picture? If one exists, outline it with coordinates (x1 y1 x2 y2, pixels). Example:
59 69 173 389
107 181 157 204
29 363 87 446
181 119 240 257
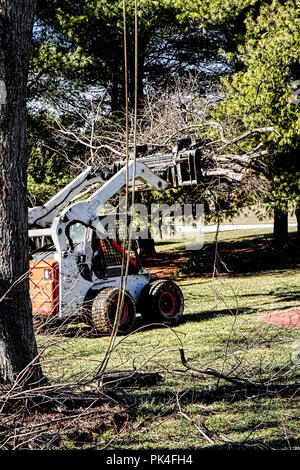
91 235 140 279
65 221 141 282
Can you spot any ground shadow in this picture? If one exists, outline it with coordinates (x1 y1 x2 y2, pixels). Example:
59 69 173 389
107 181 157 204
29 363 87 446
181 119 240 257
36 305 258 339
145 233 300 278
182 307 256 323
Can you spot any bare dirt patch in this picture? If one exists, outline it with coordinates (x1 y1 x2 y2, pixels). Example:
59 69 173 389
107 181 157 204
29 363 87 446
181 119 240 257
143 252 188 280
257 307 300 329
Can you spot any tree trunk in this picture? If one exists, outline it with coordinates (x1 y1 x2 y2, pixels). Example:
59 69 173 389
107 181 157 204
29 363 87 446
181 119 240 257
273 204 288 249
110 68 123 115
296 205 300 237
0 0 43 387
138 237 156 256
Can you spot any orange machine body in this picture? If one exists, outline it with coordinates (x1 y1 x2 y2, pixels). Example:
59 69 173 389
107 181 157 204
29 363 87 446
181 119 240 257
29 259 59 316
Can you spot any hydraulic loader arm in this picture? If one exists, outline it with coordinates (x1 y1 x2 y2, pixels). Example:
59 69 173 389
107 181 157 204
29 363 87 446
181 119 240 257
28 165 111 228
52 161 168 251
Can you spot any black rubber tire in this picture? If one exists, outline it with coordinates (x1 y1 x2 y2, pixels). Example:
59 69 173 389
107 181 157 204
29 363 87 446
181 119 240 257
139 279 184 325
91 287 136 335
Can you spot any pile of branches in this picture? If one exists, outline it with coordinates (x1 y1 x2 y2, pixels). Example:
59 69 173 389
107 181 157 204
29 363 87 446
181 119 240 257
1 340 299 450
0 367 162 450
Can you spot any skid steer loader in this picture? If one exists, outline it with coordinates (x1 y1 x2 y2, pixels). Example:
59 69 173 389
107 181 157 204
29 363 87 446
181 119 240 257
28 161 184 335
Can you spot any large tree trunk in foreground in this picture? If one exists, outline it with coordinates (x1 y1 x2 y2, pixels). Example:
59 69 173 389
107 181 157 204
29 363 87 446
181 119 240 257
0 0 43 387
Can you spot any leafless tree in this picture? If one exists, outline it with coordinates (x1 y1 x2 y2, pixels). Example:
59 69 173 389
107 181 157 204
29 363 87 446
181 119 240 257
49 74 278 194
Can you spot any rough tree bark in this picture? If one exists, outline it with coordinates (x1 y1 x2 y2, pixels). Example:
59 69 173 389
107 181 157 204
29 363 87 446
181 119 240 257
0 0 43 387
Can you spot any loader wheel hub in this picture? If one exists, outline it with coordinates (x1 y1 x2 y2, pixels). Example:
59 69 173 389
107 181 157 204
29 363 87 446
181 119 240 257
120 302 129 325
159 292 176 317
112 299 129 326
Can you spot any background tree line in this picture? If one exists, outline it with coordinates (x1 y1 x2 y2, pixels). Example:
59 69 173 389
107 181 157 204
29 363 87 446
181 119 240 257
28 0 300 246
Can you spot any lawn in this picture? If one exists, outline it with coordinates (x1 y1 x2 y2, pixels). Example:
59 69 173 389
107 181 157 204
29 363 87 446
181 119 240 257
35 227 300 450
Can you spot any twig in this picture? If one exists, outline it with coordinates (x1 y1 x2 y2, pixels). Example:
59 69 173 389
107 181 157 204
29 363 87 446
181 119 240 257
176 394 215 445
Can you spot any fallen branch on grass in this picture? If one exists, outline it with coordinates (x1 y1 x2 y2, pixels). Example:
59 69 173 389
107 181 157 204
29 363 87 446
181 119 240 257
179 347 247 386
179 347 300 395
95 370 163 388
0 369 162 413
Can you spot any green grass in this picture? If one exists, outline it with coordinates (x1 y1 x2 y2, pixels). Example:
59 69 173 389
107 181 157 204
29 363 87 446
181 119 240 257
154 226 297 253
37 228 300 450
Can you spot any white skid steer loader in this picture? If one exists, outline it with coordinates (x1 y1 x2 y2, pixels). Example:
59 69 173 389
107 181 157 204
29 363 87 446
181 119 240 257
28 161 184 335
